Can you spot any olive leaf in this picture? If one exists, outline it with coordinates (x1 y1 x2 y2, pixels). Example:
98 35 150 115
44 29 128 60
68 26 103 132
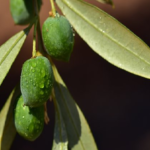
52 92 68 150
97 0 114 6
0 26 31 86
56 0 150 79
52 64 98 150
0 85 20 150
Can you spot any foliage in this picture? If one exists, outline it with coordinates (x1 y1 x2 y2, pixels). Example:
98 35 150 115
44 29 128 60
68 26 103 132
0 0 150 149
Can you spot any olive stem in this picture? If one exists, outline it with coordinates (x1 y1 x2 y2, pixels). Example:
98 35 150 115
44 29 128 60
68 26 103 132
37 19 47 55
32 0 40 57
32 19 38 57
50 0 56 17
33 0 39 16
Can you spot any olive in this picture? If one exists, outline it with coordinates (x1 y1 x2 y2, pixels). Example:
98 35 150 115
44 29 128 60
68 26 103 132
10 0 42 25
42 14 74 61
14 95 44 141
20 56 53 107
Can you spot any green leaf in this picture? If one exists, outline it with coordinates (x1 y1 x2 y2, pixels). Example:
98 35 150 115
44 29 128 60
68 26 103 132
52 93 68 150
0 27 31 86
52 64 98 150
0 85 20 150
56 0 150 79
97 0 114 6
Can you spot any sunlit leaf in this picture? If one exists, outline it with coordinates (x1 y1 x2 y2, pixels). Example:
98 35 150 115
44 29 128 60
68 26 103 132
0 26 31 86
56 0 150 79
52 64 98 150
52 91 68 150
0 85 20 150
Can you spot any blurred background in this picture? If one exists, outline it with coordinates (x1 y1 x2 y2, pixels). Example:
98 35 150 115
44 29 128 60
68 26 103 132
1 0 150 150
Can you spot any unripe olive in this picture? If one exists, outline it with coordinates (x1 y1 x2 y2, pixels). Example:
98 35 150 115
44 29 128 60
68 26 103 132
14 95 44 141
10 0 42 25
21 56 53 107
42 14 74 62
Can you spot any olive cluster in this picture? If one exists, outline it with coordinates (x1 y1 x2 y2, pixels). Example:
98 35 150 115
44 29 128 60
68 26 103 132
15 56 54 141
10 0 74 141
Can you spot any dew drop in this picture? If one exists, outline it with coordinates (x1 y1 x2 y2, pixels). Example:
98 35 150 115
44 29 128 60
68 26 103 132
119 63 122 67
29 124 34 132
31 62 36 67
102 30 105 33
40 91 44 95
36 125 40 130
22 116 24 119
39 83 44 88
41 69 45 77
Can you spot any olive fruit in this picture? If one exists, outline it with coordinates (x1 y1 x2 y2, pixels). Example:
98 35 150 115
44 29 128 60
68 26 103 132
14 95 44 141
42 14 74 62
10 0 42 25
21 56 53 107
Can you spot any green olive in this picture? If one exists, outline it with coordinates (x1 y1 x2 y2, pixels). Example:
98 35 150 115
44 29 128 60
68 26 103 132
10 0 42 25
14 95 44 141
20 56 53 107
42 14 74 61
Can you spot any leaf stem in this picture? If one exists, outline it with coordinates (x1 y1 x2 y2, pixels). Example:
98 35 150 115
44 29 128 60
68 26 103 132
50 0 56 17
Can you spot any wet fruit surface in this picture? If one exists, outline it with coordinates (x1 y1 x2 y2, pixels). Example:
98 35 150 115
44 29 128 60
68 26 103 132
21 56 53 107
10 0 42 25
42 14 74 61
14 95 44 141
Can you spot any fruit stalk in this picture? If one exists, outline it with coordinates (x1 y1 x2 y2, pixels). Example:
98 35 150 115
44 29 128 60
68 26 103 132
50 0 56 16
32 19 38 57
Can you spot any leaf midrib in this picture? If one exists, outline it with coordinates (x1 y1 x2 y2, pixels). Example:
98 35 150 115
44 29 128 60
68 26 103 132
0 32 25 66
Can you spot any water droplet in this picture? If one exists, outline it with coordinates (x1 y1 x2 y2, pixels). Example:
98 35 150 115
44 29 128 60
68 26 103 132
22 116 24 119
39 83 44 88
31 62 36 67
41 69 46 77
73 33 75 37
36 125 40 130
40 91 44 95
46 81 50 88
119 63 122 67
102 30 105 33
29 124 34 132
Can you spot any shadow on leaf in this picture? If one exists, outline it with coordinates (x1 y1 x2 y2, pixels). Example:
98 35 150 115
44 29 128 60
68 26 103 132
0 85 20 150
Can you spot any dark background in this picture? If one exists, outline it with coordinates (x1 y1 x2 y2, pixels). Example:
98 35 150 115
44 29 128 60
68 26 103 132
1 0 150 149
